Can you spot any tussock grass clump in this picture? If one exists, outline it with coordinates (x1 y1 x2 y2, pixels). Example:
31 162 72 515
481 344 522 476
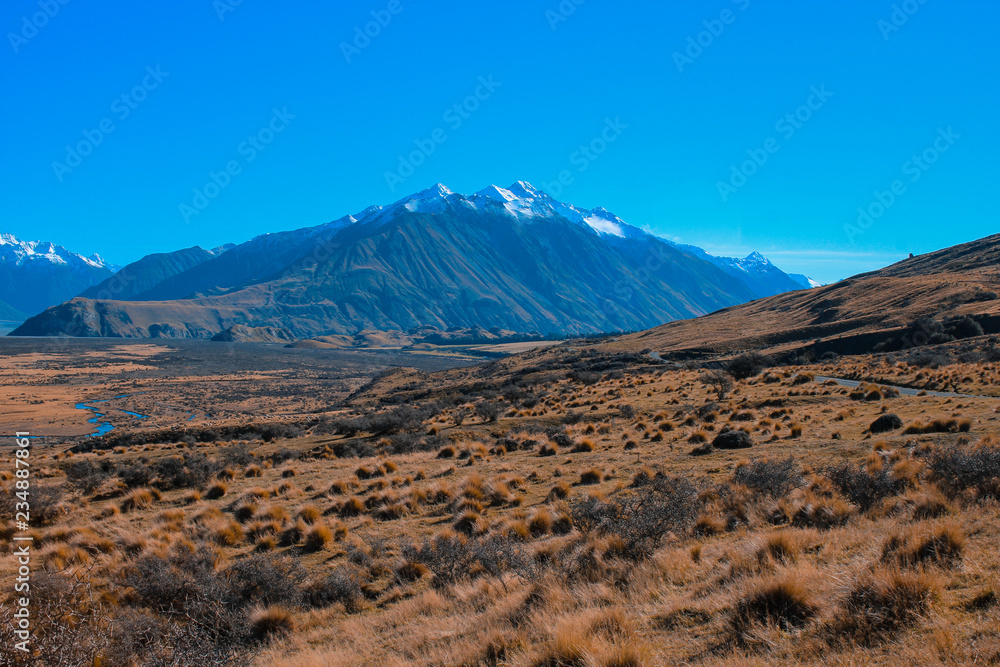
296 505 321 524
904 418 969 435
688 429 709 444
249 605 295 642
881 522 965 568
580 468 604 485
303 524 334 551
528 507 553 537
212 519 244 546
732 576 819 642
548 481 571 500
339 496 365 517
205 481 228 500
572 437 596 453
244 464 263 478
828 568 940 645
121 487 160 512
233 502 258 523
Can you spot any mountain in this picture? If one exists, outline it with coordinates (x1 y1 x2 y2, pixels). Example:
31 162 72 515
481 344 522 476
0 299 27 321
668 242 814 297
79 246 223 301
613 233 1000 359
0 233 118 318
789 273 823 289
11 183 808 339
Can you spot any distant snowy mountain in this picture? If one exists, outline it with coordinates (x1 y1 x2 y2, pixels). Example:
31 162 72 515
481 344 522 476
789 273 823 289
665 242 816 298
0 233 118 318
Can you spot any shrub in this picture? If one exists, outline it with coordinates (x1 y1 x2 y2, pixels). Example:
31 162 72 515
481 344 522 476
570 476 699 560
869 414 903 434
223 554 305 608
713 429 754 450
303 567 364 612
824 461 905 511
925 441 1000 498
701 371 734 400
401 533 534 588
727 352 771 380
64 460 110 494
732 457 802 498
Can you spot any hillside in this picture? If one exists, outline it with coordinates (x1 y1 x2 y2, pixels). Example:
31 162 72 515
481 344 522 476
610 234 1000 359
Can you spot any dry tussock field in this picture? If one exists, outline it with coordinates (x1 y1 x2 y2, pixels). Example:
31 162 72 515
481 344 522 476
1 340 999 666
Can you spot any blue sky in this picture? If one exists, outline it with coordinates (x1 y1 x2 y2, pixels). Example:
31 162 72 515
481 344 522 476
3 0 997 284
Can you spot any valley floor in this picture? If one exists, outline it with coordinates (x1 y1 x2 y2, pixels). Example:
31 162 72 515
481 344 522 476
0 341 998 665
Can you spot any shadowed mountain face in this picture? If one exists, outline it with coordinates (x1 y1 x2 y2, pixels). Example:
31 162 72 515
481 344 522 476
12 183 809 339
612 234 1000 358
79 247 218 301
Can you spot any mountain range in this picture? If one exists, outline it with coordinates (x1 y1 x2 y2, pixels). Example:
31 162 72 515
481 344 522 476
10 183 816 339
0 234 118 321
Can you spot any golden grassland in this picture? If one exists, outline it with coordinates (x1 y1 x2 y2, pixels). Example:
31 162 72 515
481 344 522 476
1 348 999 666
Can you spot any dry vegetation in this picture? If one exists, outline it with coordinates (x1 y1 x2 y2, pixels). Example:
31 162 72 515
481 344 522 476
2 342 1000 666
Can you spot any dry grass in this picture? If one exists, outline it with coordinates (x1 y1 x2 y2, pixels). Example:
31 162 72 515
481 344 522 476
7 348 1000 666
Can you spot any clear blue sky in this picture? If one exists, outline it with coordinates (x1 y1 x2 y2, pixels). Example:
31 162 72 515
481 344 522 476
3 0 997 283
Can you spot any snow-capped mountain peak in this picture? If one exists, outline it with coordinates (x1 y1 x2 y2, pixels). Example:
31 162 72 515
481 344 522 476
0 233 118 271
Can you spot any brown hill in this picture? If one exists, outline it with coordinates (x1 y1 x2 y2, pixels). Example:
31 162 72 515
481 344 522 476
612 234 1000 358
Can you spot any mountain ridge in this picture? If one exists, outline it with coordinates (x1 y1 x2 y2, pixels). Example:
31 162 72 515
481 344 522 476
11 183 813 339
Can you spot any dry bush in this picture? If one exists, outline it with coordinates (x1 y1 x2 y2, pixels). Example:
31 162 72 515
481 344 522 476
926 440 1000 499
732 457 802 498
580 468 604 485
